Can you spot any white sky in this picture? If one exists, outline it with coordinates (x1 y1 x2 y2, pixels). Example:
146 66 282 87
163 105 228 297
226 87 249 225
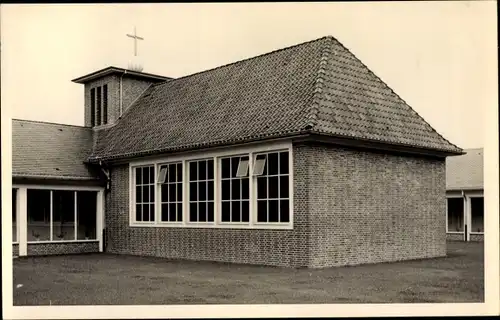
1 2 496 149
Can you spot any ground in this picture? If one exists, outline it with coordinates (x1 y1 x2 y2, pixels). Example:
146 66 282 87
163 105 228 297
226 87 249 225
13 241 483 305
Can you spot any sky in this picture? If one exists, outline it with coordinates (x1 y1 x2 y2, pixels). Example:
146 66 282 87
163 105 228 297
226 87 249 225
1 2 496 149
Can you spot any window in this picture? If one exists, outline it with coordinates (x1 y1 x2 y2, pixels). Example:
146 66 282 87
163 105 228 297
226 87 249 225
12 188 17 243
221 156 249 223
90 88 96 127
159 163 183 222
447 197 464 232
96 86 102 126
188 159 214 222
254 151 290 223
470 197 484 233
135 166 155 222
26 189 98 242
103 84 108 124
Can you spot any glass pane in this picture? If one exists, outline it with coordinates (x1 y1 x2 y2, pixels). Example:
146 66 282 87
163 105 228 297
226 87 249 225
169 184 176 202
236 159 249 177
143 185 150 202
189 203 197 222
242 201 249 222
257 200 267 222
222 180 230 200
77 191 97 240
231 179 240 200
199 160 207 180
177 203 183 221
253 159 266 176
231 201 241 222
158 167 167 184
199 202 207 222
280 176 289 198
208 160 214 180
136 204 142 222
168 164 176 183
280 200 290 223
136 186 143 203
149 166 154 184
27 189 51 241
199 182 207 201
142 204 149 221
169 203 176 222
471 197 484 232
12 189 17 242
268 176 279 199
257 177 267 199
241 178 249 200
221 158 231 179
280 152 289 174
149 204 155 221
161 184 168 203
268 152 279 175
189 182 197 201
189 162 197 181
447 198 464 232
231 157 239 177
136 167 142 185
208 202 214 222
176 163 183 182
221 201 231 222
149 186 155 204
161 204 169 221
207 181 214 201
52 190 75 241
176 183 182 202
269 200 279 222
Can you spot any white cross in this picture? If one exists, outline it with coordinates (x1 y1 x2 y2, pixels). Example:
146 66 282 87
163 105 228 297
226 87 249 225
126 26 144 57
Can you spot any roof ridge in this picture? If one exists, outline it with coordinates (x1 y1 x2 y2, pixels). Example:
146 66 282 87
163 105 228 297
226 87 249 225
12 118 91 129
306 37 331 130
325 36 463 152
150 36 330 91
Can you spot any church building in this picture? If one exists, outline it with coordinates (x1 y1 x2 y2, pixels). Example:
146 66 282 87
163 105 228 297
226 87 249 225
11 35 463 268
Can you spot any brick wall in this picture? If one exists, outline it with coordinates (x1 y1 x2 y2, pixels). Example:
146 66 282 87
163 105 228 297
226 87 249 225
27 242 99 256
104 162 309 268
104 143 446 268
296 143 447 268
447 233 465 241
13 244 19 257
469 234 484 242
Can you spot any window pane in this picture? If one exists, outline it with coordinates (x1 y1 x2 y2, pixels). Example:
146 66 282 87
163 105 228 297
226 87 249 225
77 191 97 240
199 182 207 201
257 200 267 222
161 204 169 221
199 202 207 222
142 204 149 221
231 202 241 222
231 157 239 177
231 180 240 200
136 204 142 222
168 164 176 183
157 166 167 184
169 203 176 222
161 185 168 203
52 190 75 241
143 185 150 202
189 182 197 201
189 203 197 222
136 167 142 185
189 162 197 181
207 181 214 201
268 152 279 175
149 166 154 184
280 176 289 198
241 178 249 200
269 177 279 199
447 198 464 232
149 186 155 203
12 189 17 242
176 163 183 182
280 200 290 223
257 177 267 199
269 200 279 222
222 201 231 222
198 160 207 180
280 152 289 174
222 180 230 200
90 88 96 127
471 197 484 233
177 203 183 221
236 159 249 177
149 204 155 221
207 160 214 180
176 183 182 202
169 184 176 202
207 202 214 222
242 201 249 222
253 159 266 176
27 189 51 241
221 158 231 179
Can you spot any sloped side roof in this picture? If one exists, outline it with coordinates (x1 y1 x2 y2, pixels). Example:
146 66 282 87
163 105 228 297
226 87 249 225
12 119 98 180
446 148 483 190
90 36 461 161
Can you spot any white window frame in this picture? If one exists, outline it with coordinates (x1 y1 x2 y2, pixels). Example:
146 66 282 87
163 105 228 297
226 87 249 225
131 165 156 224
446 194 465 234
186 158 216 225
129 140 293 229
157 161 184 225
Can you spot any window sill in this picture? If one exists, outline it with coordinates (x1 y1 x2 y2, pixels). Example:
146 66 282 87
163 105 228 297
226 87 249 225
470 232 484 235
446 231 464 234
27 239 99 244
129 223 293 230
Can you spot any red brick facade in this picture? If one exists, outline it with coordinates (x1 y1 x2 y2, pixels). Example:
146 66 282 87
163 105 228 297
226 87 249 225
26 242 99 256
103 142 447 268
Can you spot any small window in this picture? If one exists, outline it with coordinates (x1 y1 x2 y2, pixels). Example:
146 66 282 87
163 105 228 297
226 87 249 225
447 198 464 232
160 162 183 222
253 155 266 176
96 86 102 126
102 84 108 124
236 159 249 177
90 88 96 127
134 166 155 222
221 156 250 223
188 159 214 222
471 197 484 233
157 166 168 184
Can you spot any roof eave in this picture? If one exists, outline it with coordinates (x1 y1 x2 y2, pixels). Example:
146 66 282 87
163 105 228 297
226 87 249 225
71 66 172 84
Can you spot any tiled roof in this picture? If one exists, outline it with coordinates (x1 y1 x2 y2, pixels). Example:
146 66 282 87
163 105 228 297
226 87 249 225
446 148 483 190
12 119 99 180
90 36 462 161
